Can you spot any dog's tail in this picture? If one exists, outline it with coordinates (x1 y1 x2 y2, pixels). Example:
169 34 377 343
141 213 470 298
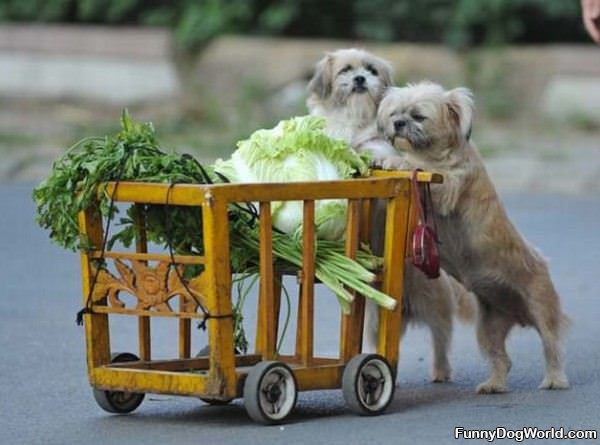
446 274 477 324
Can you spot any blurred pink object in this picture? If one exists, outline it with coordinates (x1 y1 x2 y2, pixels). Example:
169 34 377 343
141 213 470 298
582 0 600 43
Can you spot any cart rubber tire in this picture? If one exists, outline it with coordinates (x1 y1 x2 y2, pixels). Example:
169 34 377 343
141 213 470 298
92 352 145 414
243 361 297 425
342 354 395 416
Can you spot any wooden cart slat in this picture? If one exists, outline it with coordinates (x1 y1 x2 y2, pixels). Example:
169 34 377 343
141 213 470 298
91 306 206 319
91 367 210 397
90 250 205 265
134 205 152 362
255 201 277 359
340 199 363 361
108 354 262 371
296 200 316 367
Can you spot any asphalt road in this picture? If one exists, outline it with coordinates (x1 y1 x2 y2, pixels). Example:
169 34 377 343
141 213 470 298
1 183 599 445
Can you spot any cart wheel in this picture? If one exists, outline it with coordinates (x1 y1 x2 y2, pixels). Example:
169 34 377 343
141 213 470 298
92 352 145 414
244 361 297 425
342 354 395 416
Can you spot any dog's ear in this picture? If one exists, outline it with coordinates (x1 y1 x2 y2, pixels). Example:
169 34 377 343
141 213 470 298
376 90 392 136
446 87 474 140
375 58 394 89
308 54 333 99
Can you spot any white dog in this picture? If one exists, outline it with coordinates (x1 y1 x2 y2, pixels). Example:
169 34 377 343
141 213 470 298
307 50 474 382
377 81 569 393
307 48 398 165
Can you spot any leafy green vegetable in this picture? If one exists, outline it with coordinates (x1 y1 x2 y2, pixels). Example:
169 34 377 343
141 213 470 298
33 111 213 253
214 115 370 241
33 112 396 353
214 116 396 310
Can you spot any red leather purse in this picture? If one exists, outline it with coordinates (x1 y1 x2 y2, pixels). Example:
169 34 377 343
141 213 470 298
411 170 440 279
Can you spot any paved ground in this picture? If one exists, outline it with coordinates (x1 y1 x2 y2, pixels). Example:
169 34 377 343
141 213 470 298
1 184 599 445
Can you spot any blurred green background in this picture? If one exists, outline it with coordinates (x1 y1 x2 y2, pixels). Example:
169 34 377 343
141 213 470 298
1 0 599 192
0 0 587 48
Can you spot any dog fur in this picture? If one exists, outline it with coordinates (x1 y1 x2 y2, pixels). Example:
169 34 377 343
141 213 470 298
377 81 569 393
307 50 475 382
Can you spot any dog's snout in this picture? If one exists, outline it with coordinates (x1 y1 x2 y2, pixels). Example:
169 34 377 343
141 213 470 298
354 75 366 85
394 119 407 131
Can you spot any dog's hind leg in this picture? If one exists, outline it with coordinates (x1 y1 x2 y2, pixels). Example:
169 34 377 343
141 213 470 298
521 274 569 390
476 307 514 394
419 275 454 382
429 314 452 382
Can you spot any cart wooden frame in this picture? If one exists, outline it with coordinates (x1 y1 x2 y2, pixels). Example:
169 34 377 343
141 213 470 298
78 170 442 419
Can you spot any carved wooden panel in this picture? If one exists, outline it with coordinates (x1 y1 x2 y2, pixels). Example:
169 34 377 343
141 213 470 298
91 259 206 314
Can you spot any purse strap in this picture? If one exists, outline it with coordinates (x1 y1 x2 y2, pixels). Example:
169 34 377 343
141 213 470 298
411 169 426 224
411 169 439 236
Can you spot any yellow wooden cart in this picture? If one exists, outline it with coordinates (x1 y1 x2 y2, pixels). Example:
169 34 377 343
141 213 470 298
78 170 441 424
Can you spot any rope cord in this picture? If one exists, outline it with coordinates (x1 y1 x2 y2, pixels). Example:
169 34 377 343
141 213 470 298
76 151 131 325
180 154 260 227
276 275 292 353
184 158 287 237
164 182 232 331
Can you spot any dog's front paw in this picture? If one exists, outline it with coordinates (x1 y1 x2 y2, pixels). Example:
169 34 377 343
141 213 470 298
380 155 408 171
539 372 570 390
369 156 386 169
476 379 508 394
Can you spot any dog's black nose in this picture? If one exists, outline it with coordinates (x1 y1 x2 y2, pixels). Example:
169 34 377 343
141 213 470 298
394 119 407 131
354 75 366 85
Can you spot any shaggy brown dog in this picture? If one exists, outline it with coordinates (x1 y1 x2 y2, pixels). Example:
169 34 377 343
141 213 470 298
308 51 475 382
377 81 569 393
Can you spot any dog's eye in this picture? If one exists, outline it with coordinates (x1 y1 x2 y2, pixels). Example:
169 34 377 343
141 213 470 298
412 113 426 122
366 64 379 76
338 65 352 76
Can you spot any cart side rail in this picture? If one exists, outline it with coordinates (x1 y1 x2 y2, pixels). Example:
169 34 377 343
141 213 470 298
101 171 442 205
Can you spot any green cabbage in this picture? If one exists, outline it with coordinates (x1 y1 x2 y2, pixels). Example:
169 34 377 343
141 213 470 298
214 116 370 240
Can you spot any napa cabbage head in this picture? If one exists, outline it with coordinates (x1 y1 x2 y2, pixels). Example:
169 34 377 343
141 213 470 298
214 116 370 240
